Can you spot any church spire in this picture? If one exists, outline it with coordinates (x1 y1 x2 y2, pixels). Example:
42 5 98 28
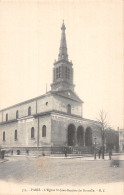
51 22 75 92
58 21 68 61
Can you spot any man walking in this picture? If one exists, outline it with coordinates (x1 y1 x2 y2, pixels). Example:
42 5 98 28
109 149 112 160
64 147 67 157
98 148 101 159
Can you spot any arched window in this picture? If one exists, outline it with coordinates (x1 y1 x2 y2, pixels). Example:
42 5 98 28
6 113 8 121
42 125 46 137
3 132 5 141
67 104 71 114
15 130 17 140
31 127 34 139
28 106 31 116
16 110 19 119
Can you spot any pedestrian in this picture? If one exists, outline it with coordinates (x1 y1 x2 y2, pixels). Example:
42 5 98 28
98 148 101 159
94 147 97 160
109 149 112 160
11 150 13 155
64 147 67 157
26 149 29 155
1 150 5 159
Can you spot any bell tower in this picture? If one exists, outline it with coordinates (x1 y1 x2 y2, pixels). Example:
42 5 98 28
51 22 75 92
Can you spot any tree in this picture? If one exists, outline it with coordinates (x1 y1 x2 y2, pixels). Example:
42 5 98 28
105 129 119 152
97 110 110 159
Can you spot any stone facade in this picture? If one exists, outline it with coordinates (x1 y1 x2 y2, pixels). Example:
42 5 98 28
0 22 102 155
119 129 124 152
0 96 102 155
51 113 101 147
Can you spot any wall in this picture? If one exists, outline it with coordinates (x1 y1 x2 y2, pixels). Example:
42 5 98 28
0 92 82 124
0 115 52 148
52 95 82 116
37 96 53 113
0 117 38 148
51 113 102 146
39 116 51 146
119 130 124 151
0 100 36 122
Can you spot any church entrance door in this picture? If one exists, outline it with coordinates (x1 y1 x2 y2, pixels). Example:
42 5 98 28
77 126 84 146
68 124 76 146
85 127 92 146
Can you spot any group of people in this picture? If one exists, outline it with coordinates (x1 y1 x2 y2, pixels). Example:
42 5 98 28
95 148 112 160
64 146 113 160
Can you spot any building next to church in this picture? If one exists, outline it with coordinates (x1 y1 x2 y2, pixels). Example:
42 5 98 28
119 129 124 152
0 22 102 155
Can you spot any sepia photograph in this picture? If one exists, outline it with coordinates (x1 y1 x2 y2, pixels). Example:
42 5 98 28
0 0 123 194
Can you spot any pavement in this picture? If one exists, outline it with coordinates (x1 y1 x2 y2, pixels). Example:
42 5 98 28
3 153 124 161
0 158 8 163
47 154 124 160
0 154 123 187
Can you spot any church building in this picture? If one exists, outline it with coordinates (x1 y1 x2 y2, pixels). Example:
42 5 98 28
0 22 102 155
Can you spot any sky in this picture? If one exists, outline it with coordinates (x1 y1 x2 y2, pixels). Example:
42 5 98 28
0 0 123 129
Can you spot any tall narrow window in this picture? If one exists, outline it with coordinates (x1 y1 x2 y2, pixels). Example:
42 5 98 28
42 125 46 137
3 132 5 141
31 127 34 139
65 67 68 79
6 113 8 121
65 67 70 79
67 104 71 114
58 66 61 78
67 68 70 79
56 67 59 79
15 130 17 140
16 110 19 119
28 106 31 116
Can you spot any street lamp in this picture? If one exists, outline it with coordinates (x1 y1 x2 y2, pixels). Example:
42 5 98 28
94 136 97 159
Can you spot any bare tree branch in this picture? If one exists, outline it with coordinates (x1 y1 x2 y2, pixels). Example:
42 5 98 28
96 110 111 159
96 110 109 131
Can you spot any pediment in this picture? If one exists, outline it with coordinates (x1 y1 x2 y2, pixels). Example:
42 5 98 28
51 90 83 103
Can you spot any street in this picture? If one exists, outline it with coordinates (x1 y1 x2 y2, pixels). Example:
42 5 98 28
0 155 123 186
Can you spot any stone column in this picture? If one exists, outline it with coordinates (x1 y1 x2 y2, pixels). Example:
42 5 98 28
75 129 78 146
66 128 68 146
